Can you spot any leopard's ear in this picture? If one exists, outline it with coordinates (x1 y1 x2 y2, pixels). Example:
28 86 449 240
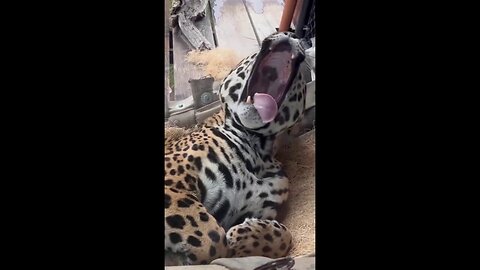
201 112 225 128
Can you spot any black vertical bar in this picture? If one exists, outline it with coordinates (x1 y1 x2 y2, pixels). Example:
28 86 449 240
294 0 313 38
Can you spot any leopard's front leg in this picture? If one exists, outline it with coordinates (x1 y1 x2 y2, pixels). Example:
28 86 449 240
251 161 289 220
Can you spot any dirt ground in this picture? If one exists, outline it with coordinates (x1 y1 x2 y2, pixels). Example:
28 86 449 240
276 130 316 257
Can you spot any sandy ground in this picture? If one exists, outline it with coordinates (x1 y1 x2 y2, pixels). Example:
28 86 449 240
276 130 316 257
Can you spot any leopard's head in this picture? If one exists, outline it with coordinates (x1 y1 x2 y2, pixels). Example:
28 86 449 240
219 32 308 136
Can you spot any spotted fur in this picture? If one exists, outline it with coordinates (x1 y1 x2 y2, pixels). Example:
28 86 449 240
165 32 308 266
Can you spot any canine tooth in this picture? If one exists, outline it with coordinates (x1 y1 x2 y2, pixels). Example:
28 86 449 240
246 95 252 104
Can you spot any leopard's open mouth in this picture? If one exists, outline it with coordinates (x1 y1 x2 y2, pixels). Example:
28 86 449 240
242 34 305 123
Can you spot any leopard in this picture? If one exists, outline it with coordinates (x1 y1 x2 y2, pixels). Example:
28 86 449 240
165 31 309 266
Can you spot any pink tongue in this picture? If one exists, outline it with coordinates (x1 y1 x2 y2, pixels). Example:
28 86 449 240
253 93 278 123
